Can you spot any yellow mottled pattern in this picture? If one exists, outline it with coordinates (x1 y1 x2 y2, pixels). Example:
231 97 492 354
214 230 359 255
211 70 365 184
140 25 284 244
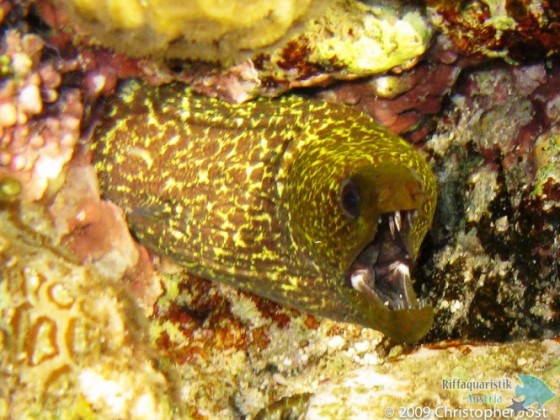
93 80 437 342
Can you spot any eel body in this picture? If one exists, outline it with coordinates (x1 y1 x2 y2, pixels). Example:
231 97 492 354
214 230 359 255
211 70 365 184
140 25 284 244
92 80 437 342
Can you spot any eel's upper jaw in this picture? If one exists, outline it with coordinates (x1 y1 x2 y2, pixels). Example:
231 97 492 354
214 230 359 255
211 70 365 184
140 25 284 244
347 209 421 311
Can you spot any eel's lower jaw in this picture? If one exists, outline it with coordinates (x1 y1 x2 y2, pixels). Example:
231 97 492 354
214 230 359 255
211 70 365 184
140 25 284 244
347 209 421 311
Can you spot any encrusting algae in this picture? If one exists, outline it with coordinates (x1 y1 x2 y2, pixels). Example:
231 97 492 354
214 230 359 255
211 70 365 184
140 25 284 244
93 79 437 343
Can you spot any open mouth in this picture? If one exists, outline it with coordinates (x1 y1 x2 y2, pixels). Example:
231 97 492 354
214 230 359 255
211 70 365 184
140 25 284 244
347 209 420 310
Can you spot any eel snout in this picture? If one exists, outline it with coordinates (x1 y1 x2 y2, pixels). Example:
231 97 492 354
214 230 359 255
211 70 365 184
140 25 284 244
347 209 420 310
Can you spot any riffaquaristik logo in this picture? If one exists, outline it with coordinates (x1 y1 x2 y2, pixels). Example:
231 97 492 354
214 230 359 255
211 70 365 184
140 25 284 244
507 374 555 415
440 373 556 416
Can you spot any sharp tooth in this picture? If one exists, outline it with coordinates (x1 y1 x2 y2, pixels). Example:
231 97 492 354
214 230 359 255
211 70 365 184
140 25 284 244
350 269 375 293
406 211 414 226
396 262 410 276
389 215 396 238
397 262 412 307
350 272 365 291
394 211 402 232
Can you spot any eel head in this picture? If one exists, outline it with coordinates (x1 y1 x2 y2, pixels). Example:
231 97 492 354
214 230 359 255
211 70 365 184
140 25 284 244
287 140 436 343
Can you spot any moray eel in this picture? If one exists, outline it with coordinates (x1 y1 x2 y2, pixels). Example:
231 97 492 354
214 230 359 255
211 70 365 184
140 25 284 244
92 79 437 342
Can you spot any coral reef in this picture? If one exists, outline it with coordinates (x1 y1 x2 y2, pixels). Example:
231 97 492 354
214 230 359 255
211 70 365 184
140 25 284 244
427 0 560 60
0 29 82 202
0 207 180 418
47 163 163 313
51 0 316 62
1 0 560 417
150 266 560 417
318 36 474 141
42 0 433 99
421 61 560 340
150 269 380 417
305 339 560 418
261 0 433 78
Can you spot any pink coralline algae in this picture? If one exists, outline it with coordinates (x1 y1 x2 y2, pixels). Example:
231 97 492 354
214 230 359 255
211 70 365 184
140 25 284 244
36 0 188 99
47 163 163 313
319 37 478 143
0 4 163 312
0 30 83 202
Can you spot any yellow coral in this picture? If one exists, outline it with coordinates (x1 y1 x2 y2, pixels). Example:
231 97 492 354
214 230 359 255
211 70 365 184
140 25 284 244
55 0 314 61
54 0 432 76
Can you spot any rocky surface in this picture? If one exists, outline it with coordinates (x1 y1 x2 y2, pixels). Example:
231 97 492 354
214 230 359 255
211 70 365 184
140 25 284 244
427 0 560 60
0 206 181 419
421 61 560 341
1 0 559 418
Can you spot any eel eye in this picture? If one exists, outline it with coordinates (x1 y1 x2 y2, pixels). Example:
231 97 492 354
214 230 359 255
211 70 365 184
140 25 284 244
340 178 361 220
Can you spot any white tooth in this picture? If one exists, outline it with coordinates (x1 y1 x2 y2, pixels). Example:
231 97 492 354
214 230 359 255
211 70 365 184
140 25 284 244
394 211 402 232
396 262 412 306
396 262 410 276
389 216 396 238
389 261 410 276
406 211 414 226
350 272 365 291
350 269 375 293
